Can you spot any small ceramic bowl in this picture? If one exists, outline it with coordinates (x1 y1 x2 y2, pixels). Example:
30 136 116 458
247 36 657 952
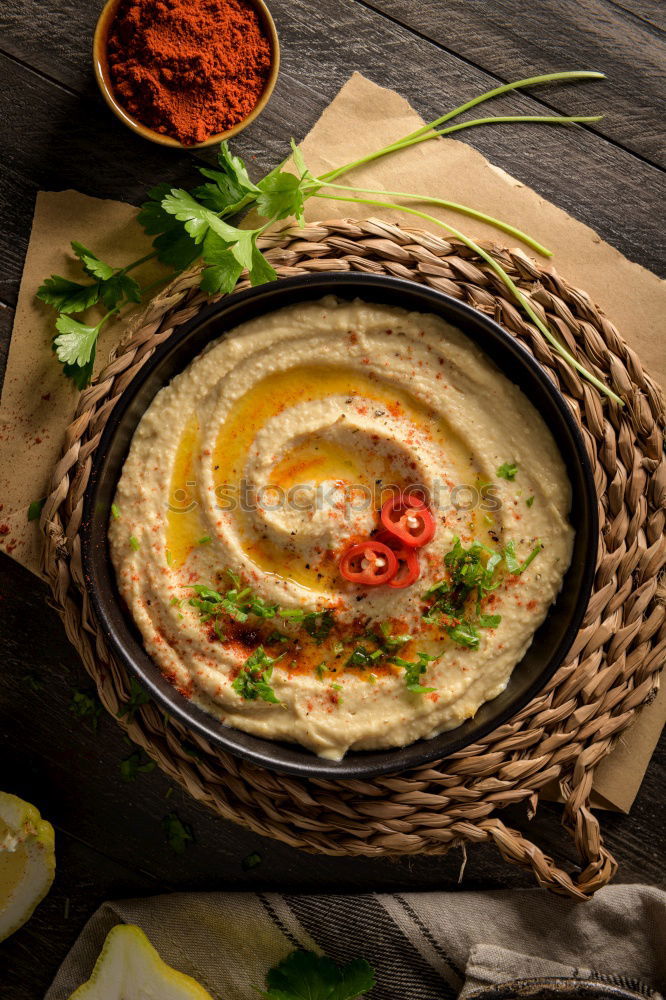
93 0 280 149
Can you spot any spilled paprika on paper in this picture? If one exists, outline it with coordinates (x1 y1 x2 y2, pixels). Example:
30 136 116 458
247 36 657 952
106 0 272 144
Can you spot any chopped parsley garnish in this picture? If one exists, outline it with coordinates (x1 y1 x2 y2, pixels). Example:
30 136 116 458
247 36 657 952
423 536 542 648
331 682 342 692
28 498 45 521
163 812 194 854
232 647 283 704
378 622 412 651
314 662 328 680
129 534 140 550
497 462 518 480
346 646 383 668
447 622 480 649
117 676 151 721
197 535 212 545
526 495 535 507
120 751 156 782
503 539 543 575
70 690 103 731
303 609 335 643
110 502 121 520
266 629 290 644
478 613 502 628
242 851 262 871
390 651 437 694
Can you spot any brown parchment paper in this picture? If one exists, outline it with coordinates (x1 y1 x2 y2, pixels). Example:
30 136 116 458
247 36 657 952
0 72 662 810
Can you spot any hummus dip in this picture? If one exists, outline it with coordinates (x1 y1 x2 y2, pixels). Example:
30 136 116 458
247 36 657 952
109 297 574 759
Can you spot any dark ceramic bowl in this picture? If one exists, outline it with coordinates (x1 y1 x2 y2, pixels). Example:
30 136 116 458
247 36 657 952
82 273 598 779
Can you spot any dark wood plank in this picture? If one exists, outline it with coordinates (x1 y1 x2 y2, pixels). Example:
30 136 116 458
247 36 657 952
356 0 666 166
609 0 666 30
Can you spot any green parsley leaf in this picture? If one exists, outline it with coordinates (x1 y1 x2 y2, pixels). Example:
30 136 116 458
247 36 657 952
111 503 121 520
390 651 436 694
54 314 99 371
28 498 45 521
153 228 201 271
314 662 328 680
346 646 383 668
163 812 194 854
36 275 100 314
376 623 412 651
197 535 212 545
232 647 282 704
138 184 201 271
117 676 151 720
162 189 213 244
497 462 518 480
263 949 375 1000
478 613 502 628
70 241 115 280
448 621 480 649
129 535 140 550
70 690 103 731
120 751 156 782
256 169 308 222
99 272 141 310
503 540 543 575
303 609 335 643
249 245 278 286
242 851 262 871
23 672 44 693
526 495 535 507
200 232 244 294
217 140 258 195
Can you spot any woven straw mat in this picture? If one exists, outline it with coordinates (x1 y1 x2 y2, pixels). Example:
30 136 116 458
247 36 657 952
41 219 666 900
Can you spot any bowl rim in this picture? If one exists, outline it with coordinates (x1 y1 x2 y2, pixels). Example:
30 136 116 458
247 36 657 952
82 272 599 779
92 0 280 149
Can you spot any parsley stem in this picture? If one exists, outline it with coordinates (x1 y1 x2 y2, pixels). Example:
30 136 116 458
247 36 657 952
395 71 605 144
321 114 602 183
320 180 552 257
315 193 622 405
139 276 170 297
118 250 159 276
320 70 605 182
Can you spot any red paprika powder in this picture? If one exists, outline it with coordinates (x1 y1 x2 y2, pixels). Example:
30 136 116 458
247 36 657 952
106 0 272 145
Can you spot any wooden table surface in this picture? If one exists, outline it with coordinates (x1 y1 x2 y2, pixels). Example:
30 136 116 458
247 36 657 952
1 1 664 996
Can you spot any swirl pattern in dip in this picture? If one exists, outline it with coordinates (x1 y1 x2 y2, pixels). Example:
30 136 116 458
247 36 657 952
109 297 574 759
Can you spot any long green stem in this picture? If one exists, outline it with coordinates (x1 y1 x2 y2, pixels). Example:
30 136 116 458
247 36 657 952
320 71 605 183
321 113 602 183
119 250 159 275
316 193 621 405
394 71 605 144
321 180 552 256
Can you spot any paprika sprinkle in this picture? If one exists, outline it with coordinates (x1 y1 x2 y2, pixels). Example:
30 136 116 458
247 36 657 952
106 0 274 145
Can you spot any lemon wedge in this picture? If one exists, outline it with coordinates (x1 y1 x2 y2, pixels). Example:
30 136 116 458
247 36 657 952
0 791 56 942
68 924 214 999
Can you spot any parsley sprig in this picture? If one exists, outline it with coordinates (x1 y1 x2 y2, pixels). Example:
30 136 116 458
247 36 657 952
36 73 621 403
262 949 375 1000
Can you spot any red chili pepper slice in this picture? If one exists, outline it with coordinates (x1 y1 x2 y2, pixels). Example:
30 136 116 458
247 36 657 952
380 493 436 548
374 530 421 588
339 540 399 586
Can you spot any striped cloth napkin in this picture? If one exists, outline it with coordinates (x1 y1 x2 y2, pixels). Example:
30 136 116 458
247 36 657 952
45 885 665 999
